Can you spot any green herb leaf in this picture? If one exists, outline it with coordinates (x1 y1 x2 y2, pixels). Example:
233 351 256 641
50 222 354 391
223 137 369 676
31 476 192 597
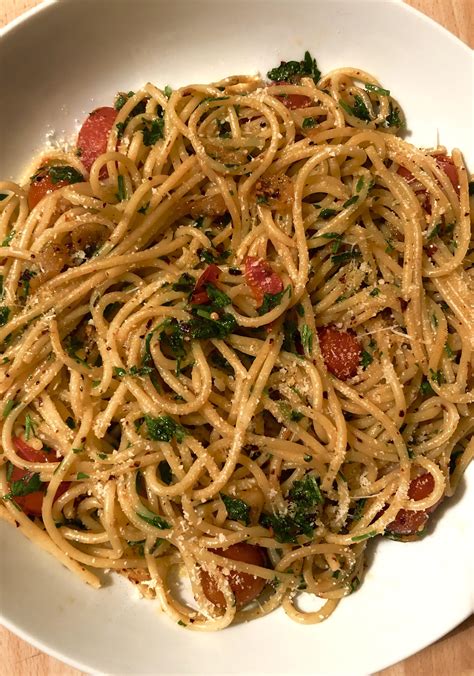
429 368 443 385
116 121 126 138
360 350 373 370
365 83 390 96
205 284 231 308
158 460 173 485
1 229 15 247
24 414 35 441
116 175 126 202
220 493 251 525
164 85 173 99
258 285 290 315
2 398 16 418
114 366 127 377
3 472 42 501
48 166 84 185
142 117 165 146
145 415 186 443
444 342 454 359
290 410 304 422
300 324 313 354
137 506 171 530
355 176 364 192
343 195 359 208
180 312 237 340
302 117 318 129
289 474 323 507
319 208 337 220
427 222 441 240
369 287 380 297
420 378 434 396
340 96 371 122
172 273 195 292
77 472 90 480
385 103 403 128
0 306 10 327
331 248 361 266
114 90 135 110
267 50 320 83
351 498 367 521
351 530 377 542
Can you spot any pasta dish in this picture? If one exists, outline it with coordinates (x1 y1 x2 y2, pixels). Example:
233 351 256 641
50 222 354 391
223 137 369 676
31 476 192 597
0 52 472 629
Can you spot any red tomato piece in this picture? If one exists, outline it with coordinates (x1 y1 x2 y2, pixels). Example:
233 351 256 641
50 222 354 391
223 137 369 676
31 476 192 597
435 154 460 194
317 326 361 380
28 174 69 210
191 264 221 304
271 82 312 110
77 106 117 173
396 166 416 184
200 543 267 608
10 437 70 517
244 256 284 307
386 473 438 536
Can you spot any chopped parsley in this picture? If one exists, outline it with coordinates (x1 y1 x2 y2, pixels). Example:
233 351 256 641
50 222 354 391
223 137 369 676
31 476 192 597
2 399 16 418
290 410 304 422
420 378 434 396
1 230 15 247
258 285 290 315
267 50 320 84
331 248 361 266
369 287 380 297
3 472 42 501
302 117 318 129
300 324 313 354
385 103 403 128
427 222 441 240
444 342 454 359
172 273 195 292
339 96 371 122
145 415 186 443
356 176 365 192
114 90 135 110
77 472 90 480
24 414 35 441
319 208 337 220
0 306 10 327
180 312 237 340
220 493 251 525
206 284 231 308
429 368 443 385
343 195 359 208
142 117 165 146
116 175 126 202
351 530 377 542
158 460 173 485
351 498 367 521
164 85 173 98
360 350 373 370
136 505 171 530
261 474 323 543
365 83 390 96
48 165 84 185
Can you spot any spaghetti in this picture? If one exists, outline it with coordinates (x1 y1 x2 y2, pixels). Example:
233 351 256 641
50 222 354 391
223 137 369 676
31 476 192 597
0 52 473 630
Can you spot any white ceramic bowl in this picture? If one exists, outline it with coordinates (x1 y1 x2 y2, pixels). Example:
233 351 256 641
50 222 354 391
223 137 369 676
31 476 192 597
0 1 473 674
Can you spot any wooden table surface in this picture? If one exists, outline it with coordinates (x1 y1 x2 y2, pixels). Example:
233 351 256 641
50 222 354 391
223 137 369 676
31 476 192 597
0 0 473 674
